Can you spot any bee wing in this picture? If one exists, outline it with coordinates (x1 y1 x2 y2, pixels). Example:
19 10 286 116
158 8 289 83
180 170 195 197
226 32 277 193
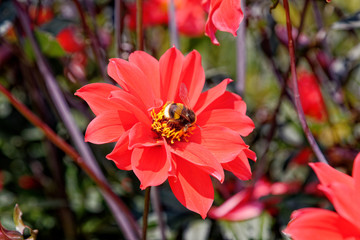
179 83 191 107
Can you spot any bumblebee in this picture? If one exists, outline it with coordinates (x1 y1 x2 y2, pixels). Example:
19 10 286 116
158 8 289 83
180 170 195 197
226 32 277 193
163 102 196 132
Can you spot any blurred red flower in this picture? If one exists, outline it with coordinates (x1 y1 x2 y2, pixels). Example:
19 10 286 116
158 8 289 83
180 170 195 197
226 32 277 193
126 0 206 36
202 0 244 45
57 27 87 81
75 47 255 218
283 153 360 239
297 71 328 122
56 27 85 53
209 178 300 221
18 175 40 190
28 5 54 25
291 148 313 165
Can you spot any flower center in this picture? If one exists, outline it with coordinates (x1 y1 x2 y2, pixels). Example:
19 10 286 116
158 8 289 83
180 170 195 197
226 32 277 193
151 102 197 144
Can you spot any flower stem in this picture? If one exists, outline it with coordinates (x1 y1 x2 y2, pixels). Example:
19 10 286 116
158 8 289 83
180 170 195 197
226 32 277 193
282 0 328 165
142 187 152 240
115 0 124 57
235 0 246 96
136 0 144 51
168 0 179 48
151 187 166 240
72 0 109 82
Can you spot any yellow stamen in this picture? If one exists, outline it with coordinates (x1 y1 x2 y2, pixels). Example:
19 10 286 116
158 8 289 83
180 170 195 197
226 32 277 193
151 104 196 144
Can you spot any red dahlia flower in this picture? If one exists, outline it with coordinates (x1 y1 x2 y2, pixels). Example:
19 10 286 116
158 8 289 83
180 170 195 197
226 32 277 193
283 153 360 239
202 0 244 45
75 47 255 218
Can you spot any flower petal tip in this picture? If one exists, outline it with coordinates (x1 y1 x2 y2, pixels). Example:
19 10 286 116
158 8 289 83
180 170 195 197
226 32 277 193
226 78 234 84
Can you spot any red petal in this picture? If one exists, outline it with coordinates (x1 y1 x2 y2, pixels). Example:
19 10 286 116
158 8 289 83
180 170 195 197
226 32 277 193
205 0 243 45
132 145 170 189
309 162 353 188
205 6 219 45
222 152 252 180
109 90 151 125
110 89 147 111
169 158 214 218
159 47 184 102
353 153 360 191
128 122 163 149
177 50 205 108
75 83 123 115
193 78 232 115
193 126 248 163
203 91 247 113
107 58 156 108
283 208 360 240
197 109 255 136
310 161 360 224
85 110 125 144
170 142 224 182
212 0 243 36
244 148 257 161
106 131 132 170
319 182 360 224
209 191 263 221
129 51 161 99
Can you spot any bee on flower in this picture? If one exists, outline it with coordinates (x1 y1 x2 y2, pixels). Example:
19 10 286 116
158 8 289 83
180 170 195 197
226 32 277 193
75 47 255 218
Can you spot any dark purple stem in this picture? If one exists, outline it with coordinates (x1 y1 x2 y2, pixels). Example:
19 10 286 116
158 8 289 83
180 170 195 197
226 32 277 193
14 2 140 239
235 0 246 95
168 0 179 48
151 187 166 240
136 0 144 50
283 0 328 165
115 0 123 57
72 0 109 82
142 187 151 240
294 0 310 45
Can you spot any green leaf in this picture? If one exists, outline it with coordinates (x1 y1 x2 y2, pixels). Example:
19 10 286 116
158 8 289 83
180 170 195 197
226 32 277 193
13 205 38 240
13 205 25 235
34 29 66 57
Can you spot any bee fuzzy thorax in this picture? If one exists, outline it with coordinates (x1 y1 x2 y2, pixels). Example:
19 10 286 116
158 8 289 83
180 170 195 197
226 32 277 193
151 102 197 144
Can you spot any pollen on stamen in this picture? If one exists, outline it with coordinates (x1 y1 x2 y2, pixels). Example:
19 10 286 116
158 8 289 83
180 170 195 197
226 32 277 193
151 104 196 144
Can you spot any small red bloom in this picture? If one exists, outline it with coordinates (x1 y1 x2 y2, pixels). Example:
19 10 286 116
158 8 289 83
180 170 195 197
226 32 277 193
75 47 255 218
57 27 87 81
28 5 54 25
291 148 313 165
297 71 328 122
56 27 84 53
202 0 244 45
283 153 360 239
18 175 40 190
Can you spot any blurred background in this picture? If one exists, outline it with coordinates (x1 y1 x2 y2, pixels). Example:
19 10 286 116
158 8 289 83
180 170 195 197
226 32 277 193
0 0 360 239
